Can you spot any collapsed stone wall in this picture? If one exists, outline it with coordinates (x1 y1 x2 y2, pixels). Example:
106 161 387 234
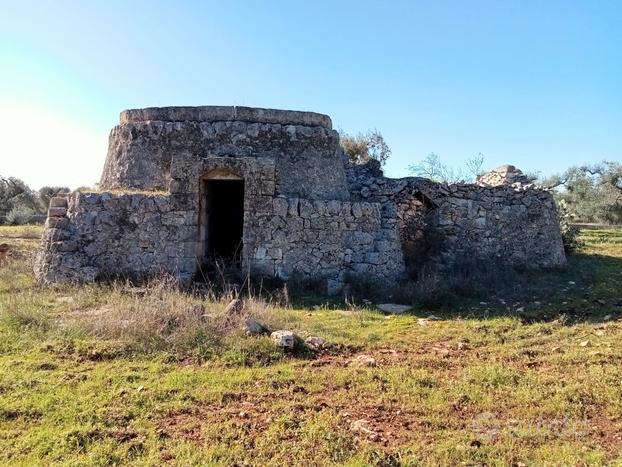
346 160 566 275
475 164 532 187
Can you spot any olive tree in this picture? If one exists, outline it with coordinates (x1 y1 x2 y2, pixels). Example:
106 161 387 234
409 152 485 183
340 129 391 166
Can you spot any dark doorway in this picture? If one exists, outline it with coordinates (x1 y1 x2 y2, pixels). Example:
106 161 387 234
398 192 439 279
204 179 245 262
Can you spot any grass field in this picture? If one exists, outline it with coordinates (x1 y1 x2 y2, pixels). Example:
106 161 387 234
1 226 621 466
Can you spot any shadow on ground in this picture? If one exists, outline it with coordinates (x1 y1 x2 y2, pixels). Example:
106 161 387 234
294 251 622 327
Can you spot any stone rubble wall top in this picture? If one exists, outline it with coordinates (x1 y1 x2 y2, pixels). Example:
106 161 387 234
475 164 533 188
119 106 332 129
344 159 566 270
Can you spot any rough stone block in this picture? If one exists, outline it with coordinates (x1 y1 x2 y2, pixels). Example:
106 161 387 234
299 199 314 218
273 197 289 217
252 196 274 214
53 241 78 252
267 248 283 260
45 217 69 229
48 207 67 218
254 247 267 260
287 198 299 217
49 197 68 208
259 179 276 195
168 179 188 194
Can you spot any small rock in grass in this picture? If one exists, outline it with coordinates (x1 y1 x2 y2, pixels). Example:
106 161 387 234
350 354 376 367
224 298 244 315
305 336 325 350
350 419 379 440
56 296 74 304
604 314 612 321
271 330 295 349
579 340 590 347
350 419 374 434
377 303 411 314
417 318 430 326
244 318 265 336
427 314 441 320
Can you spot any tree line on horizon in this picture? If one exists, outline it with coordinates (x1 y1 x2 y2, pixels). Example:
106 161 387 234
0 176 70 225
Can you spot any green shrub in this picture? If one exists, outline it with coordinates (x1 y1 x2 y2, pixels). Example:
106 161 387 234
557 199 582 252
5 206 35 225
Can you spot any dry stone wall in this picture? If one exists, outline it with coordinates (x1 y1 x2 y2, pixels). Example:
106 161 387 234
35 106 566 292
249 197 404 292
35 192 197 283
34 191 404 290
346 160 566 273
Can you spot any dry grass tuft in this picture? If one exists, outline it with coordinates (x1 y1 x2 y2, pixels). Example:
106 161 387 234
59 277 291 362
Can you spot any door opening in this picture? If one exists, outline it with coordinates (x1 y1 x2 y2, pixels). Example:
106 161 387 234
203 179 245 263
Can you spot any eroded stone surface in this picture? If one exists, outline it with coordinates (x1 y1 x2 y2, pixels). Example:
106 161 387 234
244 319 265 336
305 336 326 350
271 330 295 349
475 164 533 187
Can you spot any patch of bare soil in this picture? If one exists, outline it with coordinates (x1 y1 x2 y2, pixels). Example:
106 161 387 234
587 414 622 455
154 340 622 460
309 340 474 370
155 390 431 451
155 366 622 463
156 407 204 444
154 340 477 453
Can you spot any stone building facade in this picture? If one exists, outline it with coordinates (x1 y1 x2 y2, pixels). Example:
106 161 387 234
35 106 566 292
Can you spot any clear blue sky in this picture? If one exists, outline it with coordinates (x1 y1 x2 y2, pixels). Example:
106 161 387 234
1 0 620 188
